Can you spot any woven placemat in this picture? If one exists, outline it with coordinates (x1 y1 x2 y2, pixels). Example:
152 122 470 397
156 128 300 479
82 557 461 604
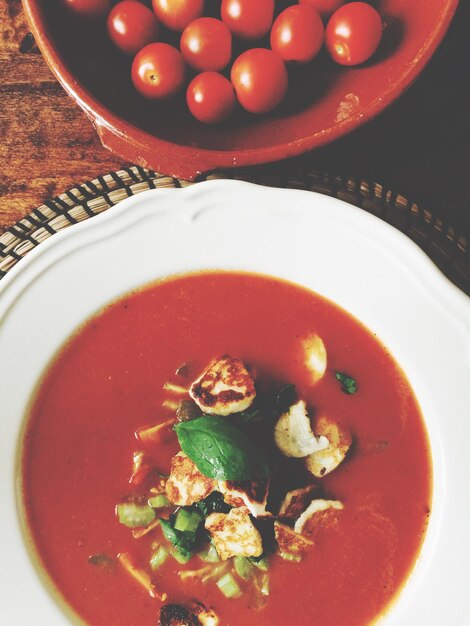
1 166 469 295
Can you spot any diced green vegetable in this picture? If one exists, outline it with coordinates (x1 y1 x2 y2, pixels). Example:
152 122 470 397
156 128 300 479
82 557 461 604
279 551 302 563
148 494 170 509
171 547 192 564
233 556 255 580
160 518 198 558
257 573 270 596
198 543 220 563
335 371 358 395
174 416 269 481
174 509 203 534
150 545 169 570
201 563 230 584
217 572 241 598
116 503 156 528
249 555 269 571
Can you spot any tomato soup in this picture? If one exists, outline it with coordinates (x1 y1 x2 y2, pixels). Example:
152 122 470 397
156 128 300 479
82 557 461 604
22 272 432 626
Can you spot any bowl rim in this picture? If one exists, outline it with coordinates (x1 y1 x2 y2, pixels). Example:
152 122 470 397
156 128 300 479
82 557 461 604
21 0 459 179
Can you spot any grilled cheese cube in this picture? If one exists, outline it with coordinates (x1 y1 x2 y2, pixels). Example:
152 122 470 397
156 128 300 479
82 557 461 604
205 507 263 561
294 499 344 536
278 485 318 519
189 356 256 416
165 452 215 506
305 416 352 477
303 334 327 383
190 602 219 626
274 521 314 557
159 604 199 626
218 479 270 518
274 400 329 458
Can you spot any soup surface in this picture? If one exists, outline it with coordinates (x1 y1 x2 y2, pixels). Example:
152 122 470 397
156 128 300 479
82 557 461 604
22 271 431 626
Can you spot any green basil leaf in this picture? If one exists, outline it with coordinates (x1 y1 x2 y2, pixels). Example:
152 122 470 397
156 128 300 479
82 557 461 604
335 371 358 395
174 416 269 481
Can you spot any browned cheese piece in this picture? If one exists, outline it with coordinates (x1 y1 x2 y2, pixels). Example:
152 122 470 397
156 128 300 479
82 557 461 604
294 499 344 537
274 521 314 557
165 452 215 506
305 415 352 477
218 478 270 518
189 355 256 416
205 507 263 560
278 484 319 519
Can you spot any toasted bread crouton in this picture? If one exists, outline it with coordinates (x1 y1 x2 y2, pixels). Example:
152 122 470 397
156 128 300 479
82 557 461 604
218 479 270 518
274 400 329 458
205 507 263 561
305 416 352 477
165 452 215 506
274 521 314 558
278 485 318 519
159 604 199 626
189 356 256 416
294 499 344 536
190 601 219 626
303 334 327 383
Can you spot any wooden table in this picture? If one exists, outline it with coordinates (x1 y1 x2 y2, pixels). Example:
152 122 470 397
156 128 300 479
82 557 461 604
1 0 469 237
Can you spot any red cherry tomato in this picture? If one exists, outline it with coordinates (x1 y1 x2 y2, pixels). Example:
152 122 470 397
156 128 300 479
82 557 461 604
221 0 274 40
62 0 111 19
326 2 382 66
270 5 324 64
107 1 160 56
181 18 232 72
299 0 345 20
231 48 288 114
186 72 236 124
131 43 186 99
152 0 204 31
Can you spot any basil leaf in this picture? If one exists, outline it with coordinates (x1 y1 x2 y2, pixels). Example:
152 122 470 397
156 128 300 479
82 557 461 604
174 416 269 481
335 371 358 395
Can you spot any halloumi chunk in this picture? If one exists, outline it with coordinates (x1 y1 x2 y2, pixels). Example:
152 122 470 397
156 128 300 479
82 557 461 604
205 507 263 561
189 356 256 416
303 334 327 383
159 604 199 626
218 479 270 518
165 452 215 506
305 415 352 477
274 521 314 557
274 400 329 458
190 602 219 626
278 485 318 519
294 499 344 536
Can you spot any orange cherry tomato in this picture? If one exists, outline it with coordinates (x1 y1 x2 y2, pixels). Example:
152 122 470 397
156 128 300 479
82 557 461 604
62 0 111 19
107 1 160 56
325 2 383 66
231 48 288 114
221 0 274 40
180 18 232 72
271 5 324 63
186 72 236 124
152 0 204 32
131 43 186 99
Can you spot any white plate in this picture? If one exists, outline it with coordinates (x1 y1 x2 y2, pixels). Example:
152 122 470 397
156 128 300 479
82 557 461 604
0 180 469 626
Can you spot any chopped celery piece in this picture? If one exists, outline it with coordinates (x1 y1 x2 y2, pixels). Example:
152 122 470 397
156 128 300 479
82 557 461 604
150 545 169 570
258 573 270 596
279 551 302 563
171 547 192 564
217 572 241 598
198 544 220 563
251 556 269 572
174 509 203 534
116 503 156 528
148 494 170 509
233 556 255 580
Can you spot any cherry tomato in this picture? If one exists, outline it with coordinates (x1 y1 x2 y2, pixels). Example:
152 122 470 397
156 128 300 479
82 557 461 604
107 1 160 56
270 5 324 64
326 2 382 66
62 0 111 19
180 18 232 72
131 42 186 99
231 48 288 114
299 0 345 20
152 0 204 31
186 72 236 124
221 0 274 40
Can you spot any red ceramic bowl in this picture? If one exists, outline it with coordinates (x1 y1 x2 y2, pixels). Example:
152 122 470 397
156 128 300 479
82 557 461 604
23 0 457 180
